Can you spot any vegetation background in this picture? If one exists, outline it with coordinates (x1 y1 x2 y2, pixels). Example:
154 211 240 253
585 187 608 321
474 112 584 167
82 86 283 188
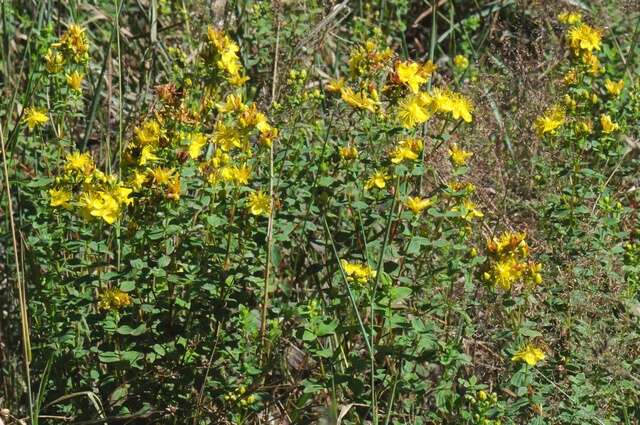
1 0 640 424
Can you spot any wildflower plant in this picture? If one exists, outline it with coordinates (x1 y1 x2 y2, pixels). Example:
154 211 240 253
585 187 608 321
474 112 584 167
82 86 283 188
4 3 640 425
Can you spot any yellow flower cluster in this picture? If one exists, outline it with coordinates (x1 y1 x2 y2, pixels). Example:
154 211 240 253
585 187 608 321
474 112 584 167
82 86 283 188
562 18 603 76
98 289 133 311
328 41 473 128
45 24 88 91
207 27 249 86
348 40 394 78
341 260 376 285
482 232 542 290
49 152 133 224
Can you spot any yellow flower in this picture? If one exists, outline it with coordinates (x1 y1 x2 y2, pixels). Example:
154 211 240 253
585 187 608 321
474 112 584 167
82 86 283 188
232 165 251 185
453 55 469 70
248 190 271 216
59 24 89 62
340 87 378 113
365 170 389 190
66 71 83 91
339 146 358 161
450 92 473 122
558 11 582 25
404 196 432 214
396 61 426 93
217 93 246 113
213 121 245 151
581 51 602 76
511 343 545 366
129 170 147 191
390 138 423 164
396 94 432 128
326 78 346 93
448 144 473 167
600 114 619 133
419 60 437 78
135 120 161 145
150 167 176 186
567 24 602 52
228 74 250 86
64 151 95 175
490 258 523 290
604 79 624 96
114 186 133 206
187 132 208 159
81 191 120 224
22 107 49 130
533 105 565 136
452 199 483 221
98 289 132 311
340 260 376 285
218 48 242 76
139 145 159 166
44 49 64 73
432 89 473 122
49 188 72 208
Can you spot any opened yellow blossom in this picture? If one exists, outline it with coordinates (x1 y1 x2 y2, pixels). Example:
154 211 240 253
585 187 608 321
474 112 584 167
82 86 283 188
432 89 473 122
151 167 176 186
396 61 427 93
448 144 473 167
391 138 423 164
248 190 271 216
534 105 565 136
451 199 484 221
404 196 432 215
139 145 159 166
397 94 432 128
66 71 83 91
365 170 390 190
65 151 95 175
136 120 161 145
49 188 72 208
217 93 246 113
511 343 546 366
341 260 376 285
341 87 378 113
567 24 602 52
600 114 619 133
23 107 49 130
80 191 120 224
187 132 208 159
604 79 624 96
